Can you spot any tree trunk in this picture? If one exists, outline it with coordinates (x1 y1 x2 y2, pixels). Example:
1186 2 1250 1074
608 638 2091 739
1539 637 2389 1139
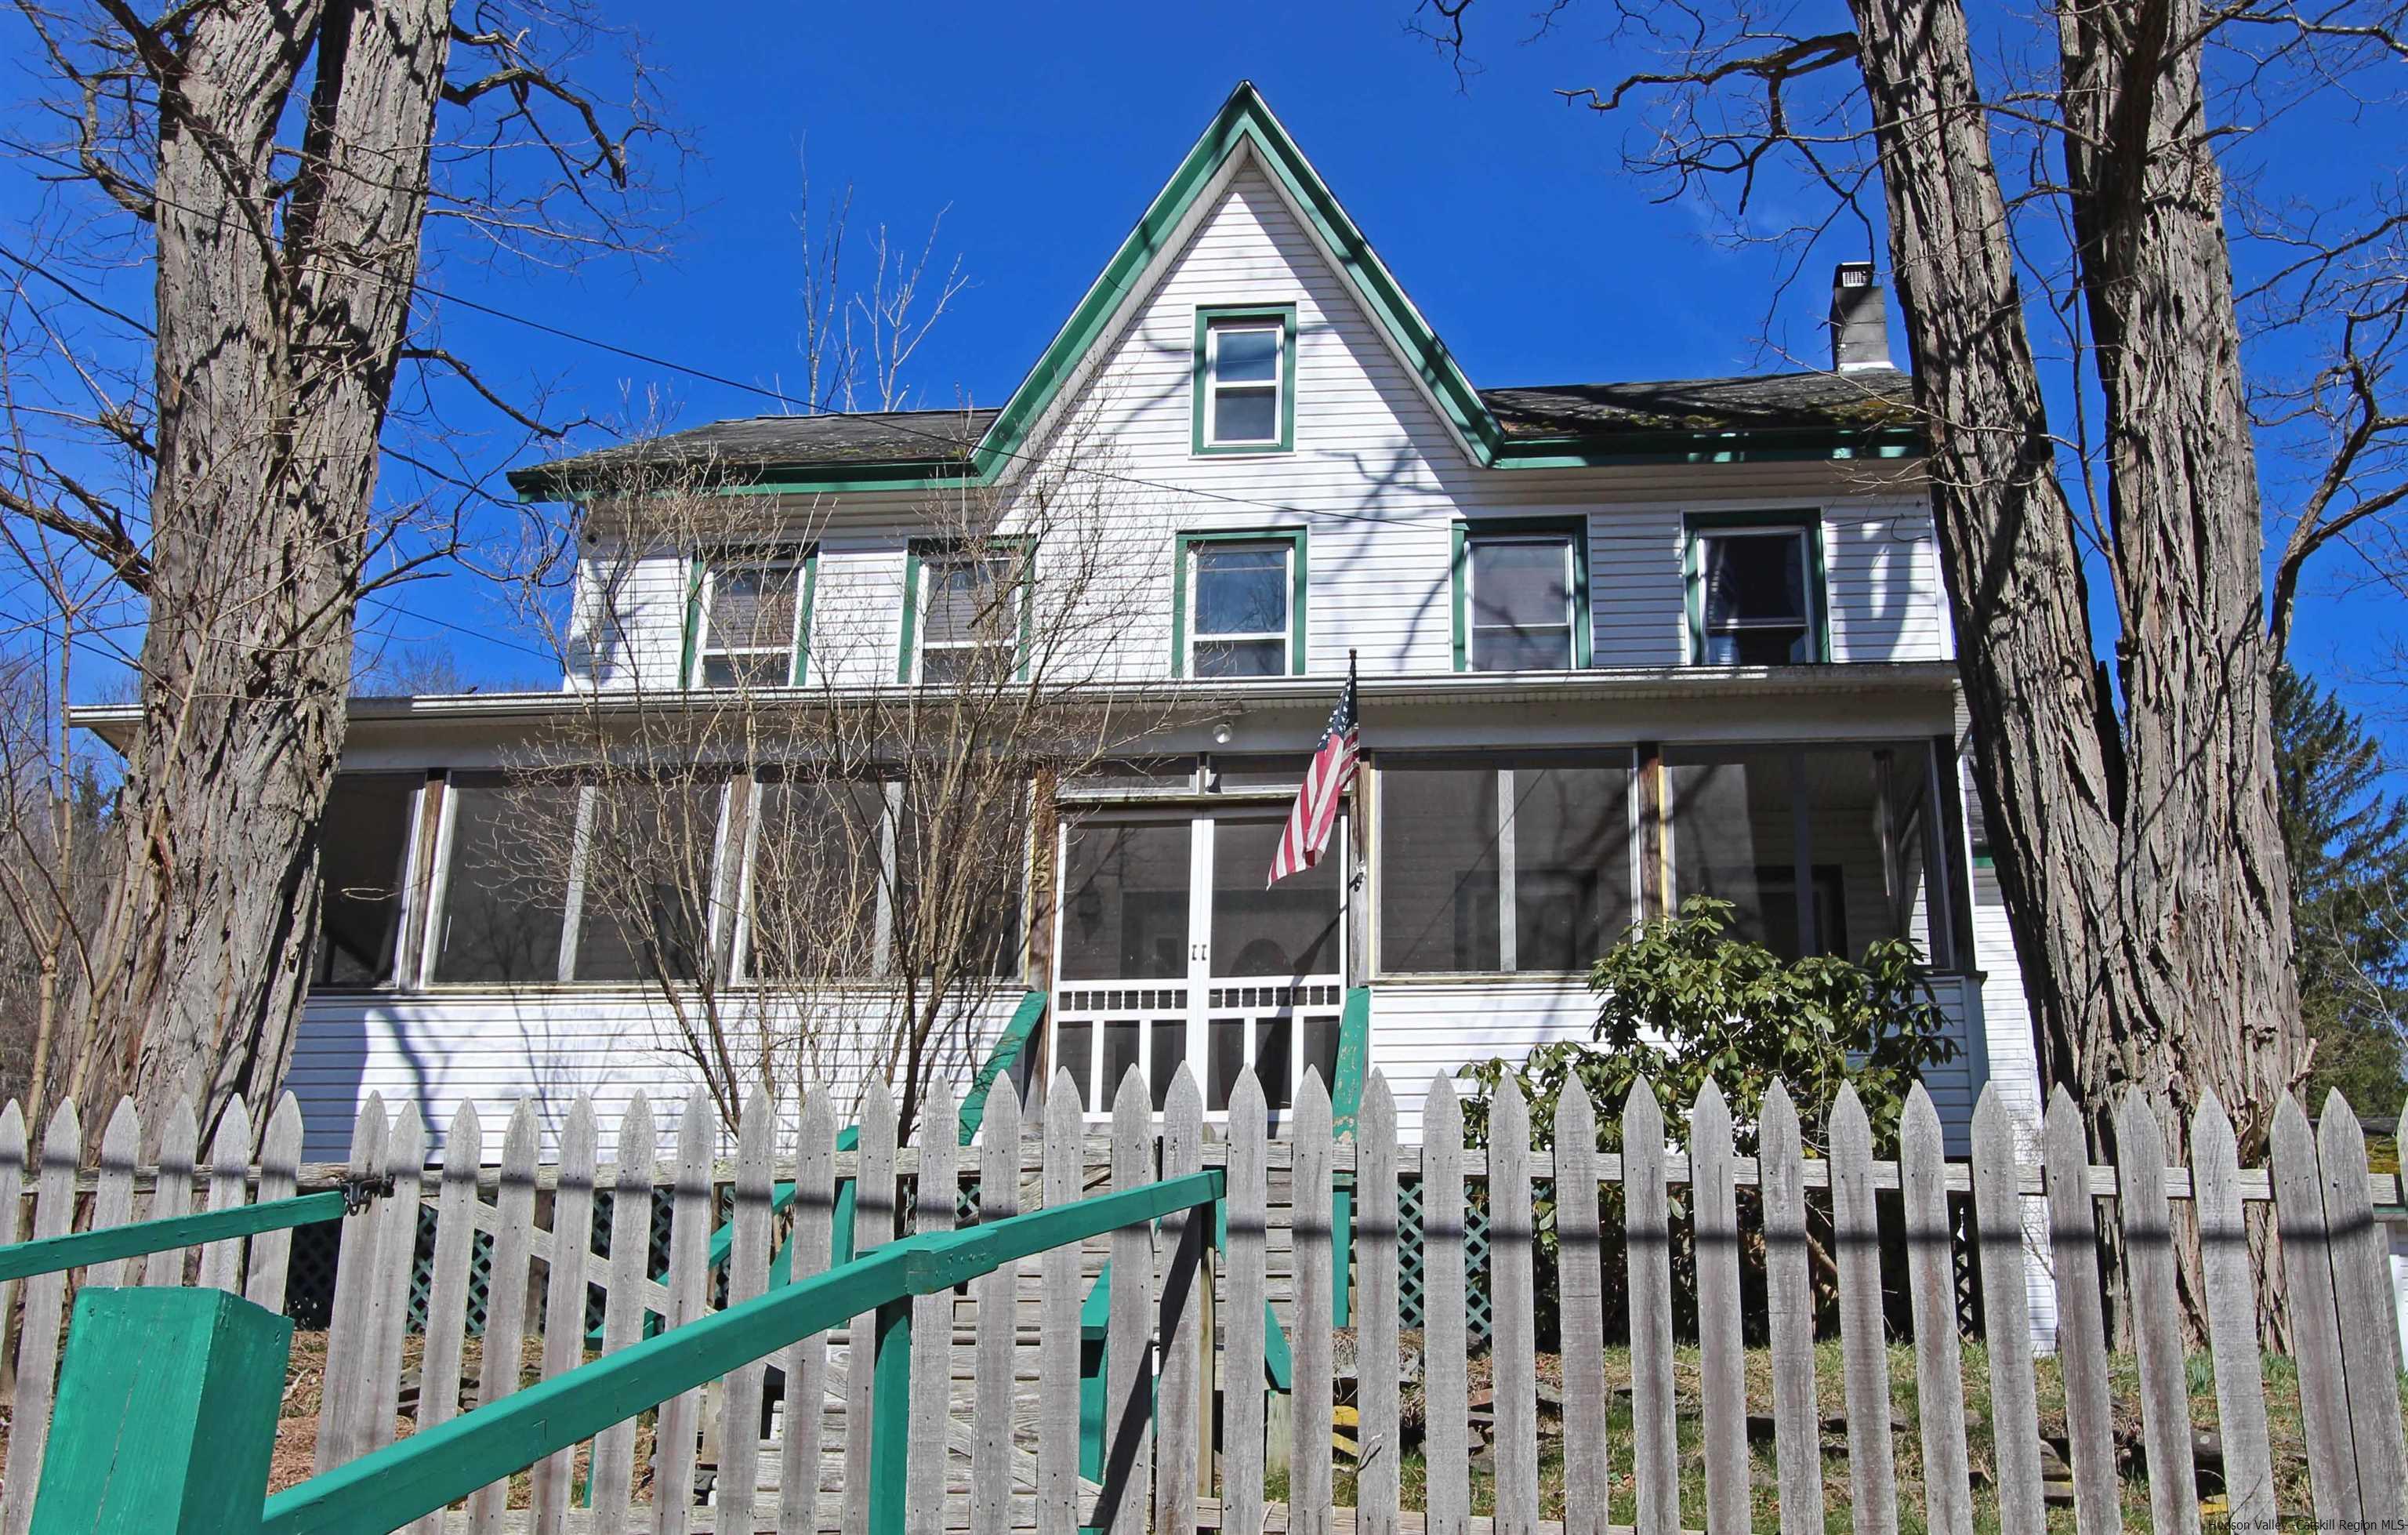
77 0 452 1153
1847 0 2303 1342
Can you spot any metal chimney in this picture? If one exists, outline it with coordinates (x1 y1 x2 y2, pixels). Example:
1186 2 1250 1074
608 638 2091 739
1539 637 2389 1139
1829 261 1891 372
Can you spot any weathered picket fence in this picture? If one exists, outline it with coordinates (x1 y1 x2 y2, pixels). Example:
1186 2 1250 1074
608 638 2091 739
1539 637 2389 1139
5 1066 2408 1533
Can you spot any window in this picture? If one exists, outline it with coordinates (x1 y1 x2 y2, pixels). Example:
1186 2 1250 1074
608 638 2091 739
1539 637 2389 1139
1664 742 1954 964
1456 522 1589 671
687 550 810 688
1191 306 1296 454
1176 532 1305 677
569 782 720 983
430 775 578 984
1377 753 1636 973
1687 515 1824 665
742 778 890 980
907 546 1024 684
313 775 419 987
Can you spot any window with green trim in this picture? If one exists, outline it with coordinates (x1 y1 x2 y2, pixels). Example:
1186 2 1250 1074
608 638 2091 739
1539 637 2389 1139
1685 513 1826 665
905 543 1030 685
1173 530 1307 677
687 548 811 689
1192 306 1296 454
1451 519 1591 672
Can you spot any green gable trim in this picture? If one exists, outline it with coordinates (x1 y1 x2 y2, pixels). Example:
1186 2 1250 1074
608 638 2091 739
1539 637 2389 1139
1168 528 1309 678
1682 508 1830 666
1451 515 1593 673
1191 304 1297 455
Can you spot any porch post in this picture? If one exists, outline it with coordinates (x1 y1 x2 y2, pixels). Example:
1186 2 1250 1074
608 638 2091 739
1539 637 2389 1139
31 1286 292 1534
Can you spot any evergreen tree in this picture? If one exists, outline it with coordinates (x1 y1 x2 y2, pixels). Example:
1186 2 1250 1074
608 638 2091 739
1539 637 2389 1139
2276 666 2408 1112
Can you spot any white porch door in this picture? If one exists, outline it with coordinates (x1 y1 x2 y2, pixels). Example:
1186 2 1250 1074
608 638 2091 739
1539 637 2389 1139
1051 807 1347 1116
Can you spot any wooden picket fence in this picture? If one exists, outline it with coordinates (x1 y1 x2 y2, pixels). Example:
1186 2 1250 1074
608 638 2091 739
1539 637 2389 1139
5 1065 2408 1533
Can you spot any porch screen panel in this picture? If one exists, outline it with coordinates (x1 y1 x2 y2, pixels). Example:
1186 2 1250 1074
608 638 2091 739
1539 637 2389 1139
314 774 417 987
433 775 576 983
1209 813 1340 978
1510 764 1636 970
1378 764 1500 972
1664 748 1800 956
1059 820 1190 980
897 780 1027 978
747 779 887 980
574 782 722 982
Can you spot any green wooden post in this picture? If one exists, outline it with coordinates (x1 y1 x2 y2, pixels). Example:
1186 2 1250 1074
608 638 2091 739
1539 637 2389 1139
866 1294 913 1535
33 1286 292 1534
1328 985 1373 1328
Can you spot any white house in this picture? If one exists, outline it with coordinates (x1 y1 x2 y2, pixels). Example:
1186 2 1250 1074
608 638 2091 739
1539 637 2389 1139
89 87 2048 1232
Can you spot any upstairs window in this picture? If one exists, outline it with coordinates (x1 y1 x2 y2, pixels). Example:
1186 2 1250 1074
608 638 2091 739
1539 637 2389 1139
1688 515 1825 665
1192 306 1296 454
907 544 1026 685
1178 532 1305 677
688 549 811 688
1457 522 1589 671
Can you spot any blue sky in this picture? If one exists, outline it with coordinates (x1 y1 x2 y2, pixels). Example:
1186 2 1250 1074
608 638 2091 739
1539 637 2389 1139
7 0 2399 749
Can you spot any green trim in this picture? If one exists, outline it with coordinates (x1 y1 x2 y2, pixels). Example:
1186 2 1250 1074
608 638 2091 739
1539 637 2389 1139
1682 510 1830 666
510 85 1924 503
260 1169 1224 1535
896 548 923 685
868 1297 912 1535
1327 985 1373 1328
1170 528 1309 678
679 554 705 686
1190 304 1297 455
1452 516 1593 673
0 1190 348 1285
795 553 819 684
958 992 1047 1147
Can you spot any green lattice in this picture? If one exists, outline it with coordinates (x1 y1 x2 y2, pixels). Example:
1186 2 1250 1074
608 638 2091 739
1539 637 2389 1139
1395 1174 1490 1346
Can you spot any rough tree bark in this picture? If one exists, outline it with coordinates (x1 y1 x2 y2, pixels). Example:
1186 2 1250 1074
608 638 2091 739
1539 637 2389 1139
76 0 452 1149
1847 0 2301 1337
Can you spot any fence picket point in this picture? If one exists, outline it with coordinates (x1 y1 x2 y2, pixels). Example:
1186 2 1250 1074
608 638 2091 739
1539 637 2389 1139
1693 1079 1749 1535
779 1083 839 1535
1489 1076 1540 1535
410 1101 484 1535
1624 1080 1678 1535
199 1094 252 1294
1902 1083 1972 1535
2044 1087 2123 1535
531 1094 598 1533
652 1093 716 1535
591 1092 658 1535
314 1094 387 1475
247 1092 305 1312
1104 1069 1155 1535
1760 1081 1821 1535
2191 1091 2276 1533
1357 1071 1402 1535
1969 1087 2044 1535
469 1097 542 1534
364 1108 429 1456
1832 1083 1898 1535
145 1097 198 1290
1422 1074 1471 1535
715 1086 778 1535
972 1083 1022 1535
0 1101 25 1341
2112 1089 2200 1535
1156 1066 1206 1535
87 1098 139 1290
907 1079 959 1535
0 1098 78 1535
1223 1070 1269 1535
843 1083 898 1535
1293 1069 1336 1535
2317 1090 2408 1520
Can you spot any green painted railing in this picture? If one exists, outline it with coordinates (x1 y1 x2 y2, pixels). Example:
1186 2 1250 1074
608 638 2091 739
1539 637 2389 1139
0 1188 354 1285
33 1166 1224 1534
1329 985 1373 1327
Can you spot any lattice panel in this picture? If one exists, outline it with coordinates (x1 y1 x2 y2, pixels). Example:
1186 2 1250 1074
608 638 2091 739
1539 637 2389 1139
1394 1175 1491 1346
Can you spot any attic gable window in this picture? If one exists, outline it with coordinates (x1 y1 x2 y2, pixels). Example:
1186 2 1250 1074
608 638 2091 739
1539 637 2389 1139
1685 512 1827 666
686 548 812 689
1192 306 1296 454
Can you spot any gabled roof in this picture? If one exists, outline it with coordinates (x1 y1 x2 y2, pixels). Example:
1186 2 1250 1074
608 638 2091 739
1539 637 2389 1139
510 84 1922 500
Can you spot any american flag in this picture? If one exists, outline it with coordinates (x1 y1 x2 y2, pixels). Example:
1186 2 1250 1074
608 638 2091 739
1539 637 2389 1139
1267 656 1360 887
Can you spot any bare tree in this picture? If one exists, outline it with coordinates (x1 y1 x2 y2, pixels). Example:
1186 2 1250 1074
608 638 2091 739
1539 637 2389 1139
0 0 676 1149
511 413 1201 1141
1414 0 2408 1337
